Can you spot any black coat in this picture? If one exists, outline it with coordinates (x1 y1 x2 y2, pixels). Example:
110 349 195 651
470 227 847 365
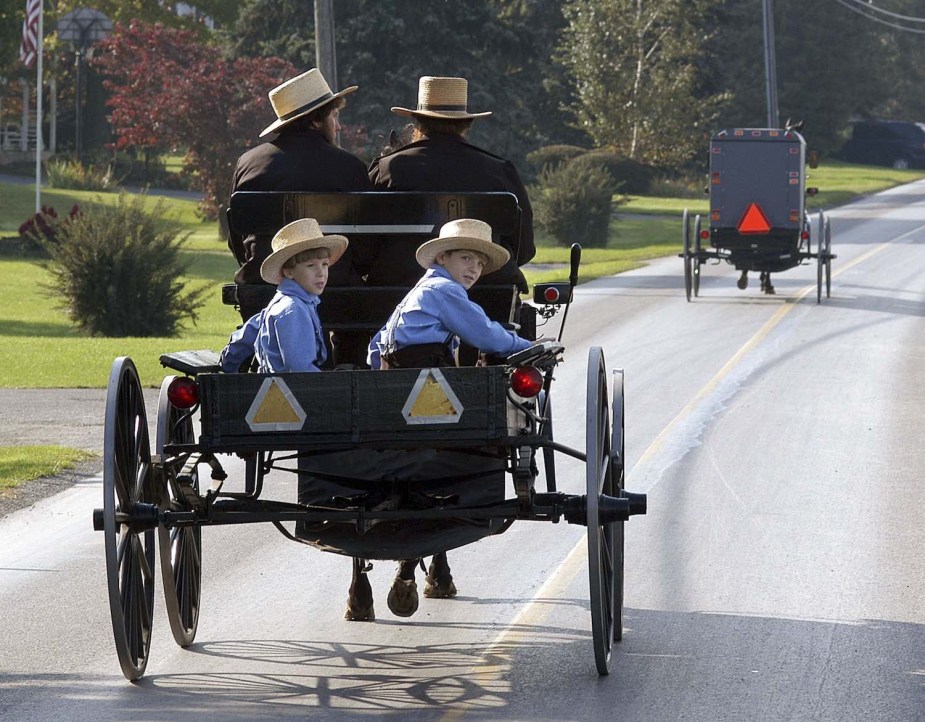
366 133 535 291
230 128 372 286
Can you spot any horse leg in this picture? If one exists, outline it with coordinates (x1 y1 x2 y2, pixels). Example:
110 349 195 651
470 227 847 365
344 557 375 621
424 551 457 599
387 559 420 617
737 270 748 290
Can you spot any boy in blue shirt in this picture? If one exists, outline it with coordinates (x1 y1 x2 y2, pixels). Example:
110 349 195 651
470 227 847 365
220 218 347 373
365 218 533 620
368 218 531 370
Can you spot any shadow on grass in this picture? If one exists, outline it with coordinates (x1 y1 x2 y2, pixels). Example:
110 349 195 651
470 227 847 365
0 319 75 337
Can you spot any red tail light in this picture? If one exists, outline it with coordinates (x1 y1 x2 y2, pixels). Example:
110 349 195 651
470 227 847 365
510 366 543 398
167 377 200 409
544 287 560 303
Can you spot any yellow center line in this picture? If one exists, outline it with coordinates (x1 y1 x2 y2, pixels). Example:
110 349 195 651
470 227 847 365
440 231 912 719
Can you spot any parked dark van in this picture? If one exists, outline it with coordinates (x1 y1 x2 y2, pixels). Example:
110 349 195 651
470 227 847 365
837 119 925 169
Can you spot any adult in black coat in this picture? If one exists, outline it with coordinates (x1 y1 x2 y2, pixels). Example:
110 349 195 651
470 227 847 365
228 68 372 328
365 76 536 294
350 77 536 622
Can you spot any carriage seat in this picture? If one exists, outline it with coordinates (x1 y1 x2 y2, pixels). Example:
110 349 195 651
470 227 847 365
224 190 526 331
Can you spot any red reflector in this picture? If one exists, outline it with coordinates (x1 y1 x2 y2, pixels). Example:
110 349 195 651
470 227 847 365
510 366 543 398
737 203 772 234
801 230 809 240
167 377 200 409
700 229 710 239
544 287 560 303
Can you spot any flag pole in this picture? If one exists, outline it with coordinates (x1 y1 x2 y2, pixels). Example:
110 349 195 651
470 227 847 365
33 0 43 213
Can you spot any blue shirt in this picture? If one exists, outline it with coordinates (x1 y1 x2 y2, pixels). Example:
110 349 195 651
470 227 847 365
220 279 327 373
368 266 530 369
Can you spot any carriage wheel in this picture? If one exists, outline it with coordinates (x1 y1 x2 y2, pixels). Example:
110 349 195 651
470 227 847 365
610 369 626 643
682 209 693 302
824 216 833 298
816 212 825 304
539 390 557 492
586 347 616 675
692 214 703 298
103 357 156 681
156 376 202 648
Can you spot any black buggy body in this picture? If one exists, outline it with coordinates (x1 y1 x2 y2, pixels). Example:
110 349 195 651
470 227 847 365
92 189 647 682
682 127 835 301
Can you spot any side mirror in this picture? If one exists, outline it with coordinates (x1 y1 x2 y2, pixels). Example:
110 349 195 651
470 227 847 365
807 150 819 169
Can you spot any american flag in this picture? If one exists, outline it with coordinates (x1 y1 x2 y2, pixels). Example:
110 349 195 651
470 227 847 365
19 0 41 69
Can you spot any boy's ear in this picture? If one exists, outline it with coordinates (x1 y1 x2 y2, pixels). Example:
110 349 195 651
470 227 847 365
433 250 448 266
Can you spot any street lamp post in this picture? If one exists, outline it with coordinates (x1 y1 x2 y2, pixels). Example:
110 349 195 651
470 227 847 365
57 8 112 162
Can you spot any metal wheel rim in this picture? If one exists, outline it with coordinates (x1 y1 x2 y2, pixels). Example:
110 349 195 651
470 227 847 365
156 376 202 647
682 209 692 302
825 217 832 298
103 357 155 681
816 211 824 303
587 347 615 675
692 215 702 297
611 369 626 643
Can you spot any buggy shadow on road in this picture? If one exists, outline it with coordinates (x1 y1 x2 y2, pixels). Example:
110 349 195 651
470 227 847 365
2 609 918 720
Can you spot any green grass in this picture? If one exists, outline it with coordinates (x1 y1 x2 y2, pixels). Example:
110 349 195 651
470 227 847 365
0 445 96 490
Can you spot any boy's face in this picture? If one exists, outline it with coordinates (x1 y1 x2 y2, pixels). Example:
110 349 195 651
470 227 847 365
436 249 487 290
283 255 330 295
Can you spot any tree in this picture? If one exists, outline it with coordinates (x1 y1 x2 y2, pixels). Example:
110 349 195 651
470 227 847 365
557 0 726 167
93 20 296 217
218 0 584 172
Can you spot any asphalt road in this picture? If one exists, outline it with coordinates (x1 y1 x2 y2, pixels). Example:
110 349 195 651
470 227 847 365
0 182 923 721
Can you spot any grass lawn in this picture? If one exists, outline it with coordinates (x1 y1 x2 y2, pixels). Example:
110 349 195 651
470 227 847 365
0 445 95 490
1 158 923 389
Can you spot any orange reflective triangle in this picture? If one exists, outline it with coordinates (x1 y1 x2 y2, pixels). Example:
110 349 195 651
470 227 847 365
737 203 772 234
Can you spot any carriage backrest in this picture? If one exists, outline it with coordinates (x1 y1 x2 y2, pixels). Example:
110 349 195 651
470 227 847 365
225 191 522 329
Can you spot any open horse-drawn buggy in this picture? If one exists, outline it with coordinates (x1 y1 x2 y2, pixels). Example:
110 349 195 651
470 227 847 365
92 190 648 681
682 127 836 302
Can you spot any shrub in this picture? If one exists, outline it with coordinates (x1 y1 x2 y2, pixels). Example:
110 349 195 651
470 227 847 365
41 193 206 337
526 144 589 174
570 150 656 195
45 157 120 192
531 161 618 248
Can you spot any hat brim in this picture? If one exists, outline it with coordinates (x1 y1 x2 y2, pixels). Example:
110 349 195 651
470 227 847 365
415 236 509 275
259 85 358 138
392 106 491 120
260 235 349 284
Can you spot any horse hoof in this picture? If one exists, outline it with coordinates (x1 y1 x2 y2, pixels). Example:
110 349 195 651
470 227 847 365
387 578 419 617
423 573 457 599
344 600 375 622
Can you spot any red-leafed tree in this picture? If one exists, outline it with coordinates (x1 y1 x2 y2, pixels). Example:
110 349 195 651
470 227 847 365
93 21 296 218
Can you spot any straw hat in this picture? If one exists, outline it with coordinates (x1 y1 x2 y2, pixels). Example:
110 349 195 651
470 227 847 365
415 219 509 274
260 218 348 284
392 76 491 120
260 68 358 138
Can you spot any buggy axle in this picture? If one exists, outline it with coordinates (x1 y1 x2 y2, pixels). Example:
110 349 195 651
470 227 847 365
562 491 647 525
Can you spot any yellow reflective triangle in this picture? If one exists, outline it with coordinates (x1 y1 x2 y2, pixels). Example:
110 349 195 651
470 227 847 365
251 380 302 424
408 374 458 417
